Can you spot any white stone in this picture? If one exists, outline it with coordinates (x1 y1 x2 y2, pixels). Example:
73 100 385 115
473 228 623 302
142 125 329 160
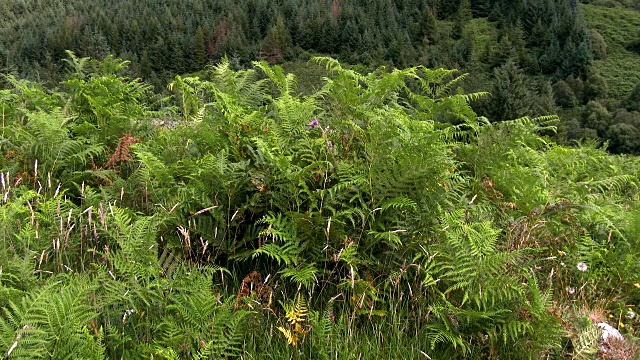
597 322 623 342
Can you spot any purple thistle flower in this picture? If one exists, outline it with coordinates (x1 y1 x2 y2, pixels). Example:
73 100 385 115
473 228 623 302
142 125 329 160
307 118 319 129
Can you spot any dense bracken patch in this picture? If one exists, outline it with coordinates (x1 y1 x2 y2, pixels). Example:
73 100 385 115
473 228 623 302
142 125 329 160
1 54 640 359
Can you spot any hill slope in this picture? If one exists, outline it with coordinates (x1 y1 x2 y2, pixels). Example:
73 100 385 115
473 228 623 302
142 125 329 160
583 4 640 98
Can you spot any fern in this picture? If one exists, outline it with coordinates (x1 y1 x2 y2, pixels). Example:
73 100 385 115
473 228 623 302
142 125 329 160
413 210 561 357
280 263 319 289
3 109 106 186
0 277 103 360
242 213 302 267
3 55 640 359
277 295 309 348
308 307 334 349
571 325 600 359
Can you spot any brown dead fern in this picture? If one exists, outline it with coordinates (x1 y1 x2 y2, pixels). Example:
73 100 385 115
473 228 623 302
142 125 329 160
235 271 273 309
104 133 140 169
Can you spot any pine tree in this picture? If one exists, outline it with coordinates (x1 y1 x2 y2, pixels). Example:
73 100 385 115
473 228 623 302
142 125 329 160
261 15 292 64
485 61 531 121
471 0 490 17
530 79 555 116
459 0 473 22
79 26 110 60
452 0 472 40
194 26 206 69
436 0 461 19
418 6 439 45
140 49 151 79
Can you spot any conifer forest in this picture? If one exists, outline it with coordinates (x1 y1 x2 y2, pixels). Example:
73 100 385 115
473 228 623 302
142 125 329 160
3 0 640 358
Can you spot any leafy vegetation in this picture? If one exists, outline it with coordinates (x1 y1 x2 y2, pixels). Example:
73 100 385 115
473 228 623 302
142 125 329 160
583 3 640 98
3 0 640 156
3 0 640 358
2 52 640 359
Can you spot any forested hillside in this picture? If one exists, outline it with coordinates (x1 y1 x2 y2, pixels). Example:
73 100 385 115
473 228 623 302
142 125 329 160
2 0 640 155
2 1 640 359
0 0 594 78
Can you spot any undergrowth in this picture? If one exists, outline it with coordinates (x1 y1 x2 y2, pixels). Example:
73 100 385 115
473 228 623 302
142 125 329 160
1 53 639 359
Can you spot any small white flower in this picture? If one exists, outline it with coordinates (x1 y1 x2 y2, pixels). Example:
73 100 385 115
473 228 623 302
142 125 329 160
627 311 636 320
560 262 566 267
566 287 576 295
577 262 588 272
123 309 135 324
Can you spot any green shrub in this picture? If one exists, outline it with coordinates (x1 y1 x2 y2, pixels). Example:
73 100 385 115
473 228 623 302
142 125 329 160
1 54 640 359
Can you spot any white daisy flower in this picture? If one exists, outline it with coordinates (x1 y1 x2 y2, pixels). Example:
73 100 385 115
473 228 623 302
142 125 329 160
577 262 588 272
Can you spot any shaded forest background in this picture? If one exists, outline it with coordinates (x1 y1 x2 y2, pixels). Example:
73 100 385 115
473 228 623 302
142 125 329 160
1 0 640 153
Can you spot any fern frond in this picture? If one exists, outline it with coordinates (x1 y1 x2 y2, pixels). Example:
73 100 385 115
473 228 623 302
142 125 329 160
280 263 318 289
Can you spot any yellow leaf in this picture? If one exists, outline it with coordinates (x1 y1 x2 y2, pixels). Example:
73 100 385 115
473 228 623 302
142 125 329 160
277 326 296 347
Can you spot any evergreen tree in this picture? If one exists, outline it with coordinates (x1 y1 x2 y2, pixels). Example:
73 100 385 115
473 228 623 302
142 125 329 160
491 24 525 68
485 61 531 121
418 6 439 45
529 19 551 48
194 26 206 69
261 15 292 64
560 27 592 78
436 0 461 19
140 49 151 80
452 0 472 40
149 37 166 74
530 79 555 116
471 0 491 17
79 26 110 60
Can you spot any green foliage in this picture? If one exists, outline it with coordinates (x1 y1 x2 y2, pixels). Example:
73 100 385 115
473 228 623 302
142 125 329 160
590 29 608 60
415 210 562 356
583 4 640 99
6 0 640 158
554 80 579 108
625 82 640 112
0 277 104 359
61 51 153 145
2 54 640 359
483 61 531 121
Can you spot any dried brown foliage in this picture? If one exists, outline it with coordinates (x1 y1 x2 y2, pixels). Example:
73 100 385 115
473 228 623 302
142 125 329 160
235 271 273 309
104 133 140 169
599 337 639 360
